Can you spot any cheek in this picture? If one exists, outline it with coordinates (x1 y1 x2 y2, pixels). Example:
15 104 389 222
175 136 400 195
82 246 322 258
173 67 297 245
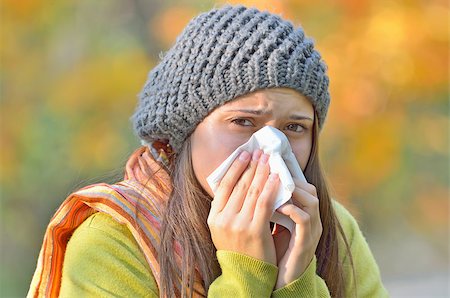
190 124 246 196
291 140 313 171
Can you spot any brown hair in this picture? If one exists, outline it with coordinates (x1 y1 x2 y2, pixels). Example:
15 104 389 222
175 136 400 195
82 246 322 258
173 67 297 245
157 114 355 297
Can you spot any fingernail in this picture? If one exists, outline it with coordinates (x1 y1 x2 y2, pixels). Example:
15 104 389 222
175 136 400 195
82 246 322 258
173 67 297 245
260 154 269 164
252 150 262 161
239 151 250 161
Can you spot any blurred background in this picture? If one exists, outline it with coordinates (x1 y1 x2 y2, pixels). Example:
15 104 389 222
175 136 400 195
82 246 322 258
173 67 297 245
1 0 448 296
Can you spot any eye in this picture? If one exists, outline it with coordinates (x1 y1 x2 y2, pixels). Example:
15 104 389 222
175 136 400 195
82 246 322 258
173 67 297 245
285 123 306 133
231 118 254 127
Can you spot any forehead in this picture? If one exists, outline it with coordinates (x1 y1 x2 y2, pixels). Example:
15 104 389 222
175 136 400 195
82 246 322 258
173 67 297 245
220 88 314 115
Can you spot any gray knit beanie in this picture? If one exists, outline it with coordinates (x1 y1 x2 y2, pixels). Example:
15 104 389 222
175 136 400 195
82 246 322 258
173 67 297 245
132 5 330 153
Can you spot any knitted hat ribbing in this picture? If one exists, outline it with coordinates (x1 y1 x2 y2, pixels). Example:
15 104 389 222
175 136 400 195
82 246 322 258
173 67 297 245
132 5 330 152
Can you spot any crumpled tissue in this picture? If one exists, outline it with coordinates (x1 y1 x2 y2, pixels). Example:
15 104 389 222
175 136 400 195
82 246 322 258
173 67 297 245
206 126 307 233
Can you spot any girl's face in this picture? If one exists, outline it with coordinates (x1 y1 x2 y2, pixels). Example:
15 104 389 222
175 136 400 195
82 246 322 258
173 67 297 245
190 88 314 196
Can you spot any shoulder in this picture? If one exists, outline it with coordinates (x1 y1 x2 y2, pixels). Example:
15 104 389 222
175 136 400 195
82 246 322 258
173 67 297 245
73 212 133 240
66 212 150 269
331 202 389 296
331 200 364 244
331 199 377 271
61 212 158 297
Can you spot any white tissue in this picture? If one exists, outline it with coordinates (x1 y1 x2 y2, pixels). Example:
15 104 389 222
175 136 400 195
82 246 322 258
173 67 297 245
206 126 307 233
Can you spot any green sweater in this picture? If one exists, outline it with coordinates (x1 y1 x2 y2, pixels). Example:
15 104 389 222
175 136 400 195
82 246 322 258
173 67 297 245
60 201 388 297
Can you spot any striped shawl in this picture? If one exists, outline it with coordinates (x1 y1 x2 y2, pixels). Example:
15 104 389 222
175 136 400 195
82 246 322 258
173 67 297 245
27 146 205 297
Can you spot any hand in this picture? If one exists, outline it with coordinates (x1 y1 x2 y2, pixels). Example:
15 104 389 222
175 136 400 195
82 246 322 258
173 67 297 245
207 150 280 265
272 179 323 289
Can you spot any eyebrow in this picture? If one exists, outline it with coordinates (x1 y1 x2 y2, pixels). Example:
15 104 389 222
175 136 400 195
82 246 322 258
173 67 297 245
225 108 313 121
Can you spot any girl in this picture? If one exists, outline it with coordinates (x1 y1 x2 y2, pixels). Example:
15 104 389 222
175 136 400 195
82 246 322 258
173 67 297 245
28 5 388 297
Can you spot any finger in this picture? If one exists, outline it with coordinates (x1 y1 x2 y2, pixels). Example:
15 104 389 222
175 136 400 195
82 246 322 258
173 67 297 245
253 173 279 224
291 188 322 231
211 151 251 213
293 179 318 198
291 187 319 214
240 158 269 216
277 202 323 234
276 203 310 226
223 150 262 214
240 153 270 216
276 204 312 245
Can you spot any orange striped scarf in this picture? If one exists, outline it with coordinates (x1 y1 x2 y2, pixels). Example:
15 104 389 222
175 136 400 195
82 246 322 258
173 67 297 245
27 146 205 297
